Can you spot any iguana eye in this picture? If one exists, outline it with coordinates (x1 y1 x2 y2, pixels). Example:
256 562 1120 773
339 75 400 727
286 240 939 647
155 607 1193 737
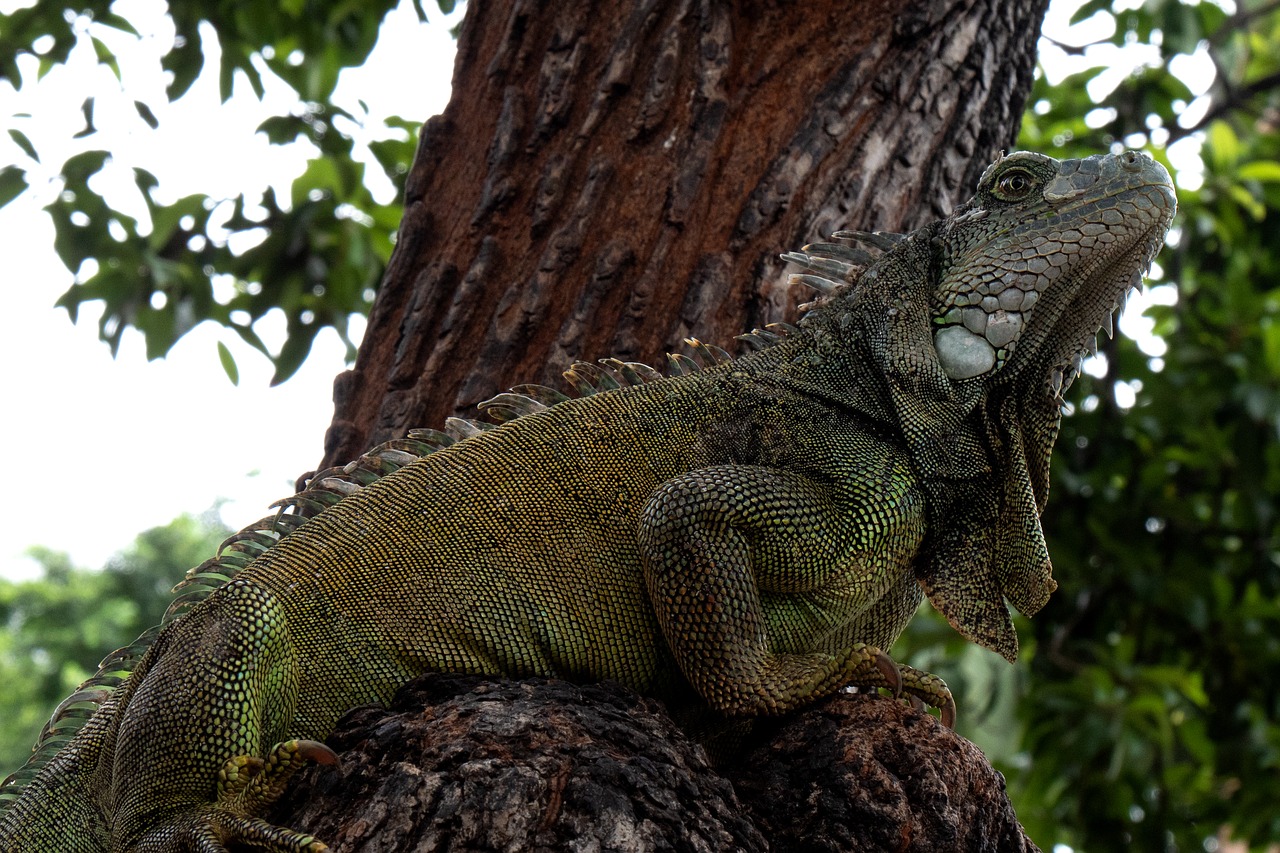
995 169 1035 200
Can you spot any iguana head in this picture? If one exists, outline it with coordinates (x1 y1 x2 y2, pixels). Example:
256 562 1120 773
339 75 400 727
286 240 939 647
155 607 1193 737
793 150 1175 660
930 150 1175 394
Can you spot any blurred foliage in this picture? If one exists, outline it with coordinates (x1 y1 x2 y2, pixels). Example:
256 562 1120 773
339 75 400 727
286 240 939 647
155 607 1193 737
1 0 453 383
0 513 229 772
920 0 1280 849
4 0 1280 850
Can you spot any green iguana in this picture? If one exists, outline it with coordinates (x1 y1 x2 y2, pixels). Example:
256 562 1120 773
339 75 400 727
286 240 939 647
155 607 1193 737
0 149 1175 852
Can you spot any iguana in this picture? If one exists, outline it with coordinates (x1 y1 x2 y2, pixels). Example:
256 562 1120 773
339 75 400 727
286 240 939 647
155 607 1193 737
0 149 1175 852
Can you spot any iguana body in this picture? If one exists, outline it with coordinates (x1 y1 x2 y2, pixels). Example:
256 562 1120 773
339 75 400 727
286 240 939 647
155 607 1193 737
0 150 1175 851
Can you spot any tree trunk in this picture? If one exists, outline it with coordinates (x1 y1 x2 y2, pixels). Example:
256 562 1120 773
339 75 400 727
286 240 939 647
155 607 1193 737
270 675 1040 853
300 0 1052 848
320 0 1049 467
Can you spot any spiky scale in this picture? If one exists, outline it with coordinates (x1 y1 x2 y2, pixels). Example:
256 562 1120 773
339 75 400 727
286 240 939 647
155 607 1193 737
510 383 572 407
444 417 491 440
831 229 906 250
684 339 733 367
623 360 665 383
600 358 662 387
779 251 857 281
801 241 877 267
666 352 700 375
736 332 772 351
563 361 619 394
407 428 458 450
788 273 842 295
480 392 550 423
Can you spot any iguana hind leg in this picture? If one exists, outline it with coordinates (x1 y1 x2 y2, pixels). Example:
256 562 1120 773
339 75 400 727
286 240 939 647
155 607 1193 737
114 582 335 851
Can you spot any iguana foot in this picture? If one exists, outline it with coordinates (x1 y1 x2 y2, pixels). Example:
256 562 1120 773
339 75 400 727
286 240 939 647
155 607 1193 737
219 739 340 812
846 656 956 727
133 740 339 852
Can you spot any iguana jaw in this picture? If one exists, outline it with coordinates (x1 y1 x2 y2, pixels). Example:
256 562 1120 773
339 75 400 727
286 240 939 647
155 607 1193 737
997 188 1174 403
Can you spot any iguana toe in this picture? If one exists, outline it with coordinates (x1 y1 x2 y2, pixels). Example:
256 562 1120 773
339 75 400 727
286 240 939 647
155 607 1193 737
897 663 956 727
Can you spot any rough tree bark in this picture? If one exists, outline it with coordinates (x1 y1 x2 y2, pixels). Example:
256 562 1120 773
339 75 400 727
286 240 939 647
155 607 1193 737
271 677 1040 852
293 0 1053 849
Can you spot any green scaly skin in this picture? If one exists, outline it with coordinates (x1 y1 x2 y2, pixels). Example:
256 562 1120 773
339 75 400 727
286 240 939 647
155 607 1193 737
0 150 1176 851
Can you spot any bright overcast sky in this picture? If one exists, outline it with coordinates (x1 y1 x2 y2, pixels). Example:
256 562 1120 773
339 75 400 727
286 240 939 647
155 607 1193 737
0 0 463 580
0 0 1209 582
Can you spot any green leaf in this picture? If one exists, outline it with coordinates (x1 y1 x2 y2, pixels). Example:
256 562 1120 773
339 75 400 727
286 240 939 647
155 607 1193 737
230 322 269 356
0 166 26 208
1227 184 1266 220
256 114 308 145
216 341 240 385
58 149 109 185
133 100 159 130
164 37 204 100
1206 120 1240 170
100 12 141 38
1237 160 1280 182
7 128 38 162
89 35 120 80
72 97 96 139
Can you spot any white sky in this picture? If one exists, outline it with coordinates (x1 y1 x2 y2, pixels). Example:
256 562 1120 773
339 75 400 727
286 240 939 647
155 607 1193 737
0 0 463 580
0 0 1207 582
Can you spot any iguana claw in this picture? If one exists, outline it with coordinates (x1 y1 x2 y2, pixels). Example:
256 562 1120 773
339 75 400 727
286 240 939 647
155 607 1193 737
872 648 904 696
938 694 957 728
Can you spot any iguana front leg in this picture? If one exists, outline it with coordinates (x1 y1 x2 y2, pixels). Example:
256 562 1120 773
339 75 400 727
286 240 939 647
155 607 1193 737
638 463 937 716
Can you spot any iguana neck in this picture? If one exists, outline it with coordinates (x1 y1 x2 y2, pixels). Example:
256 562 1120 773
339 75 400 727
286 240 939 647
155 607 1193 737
741 230 1057 662
734 235 945 425
733 324 894 427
